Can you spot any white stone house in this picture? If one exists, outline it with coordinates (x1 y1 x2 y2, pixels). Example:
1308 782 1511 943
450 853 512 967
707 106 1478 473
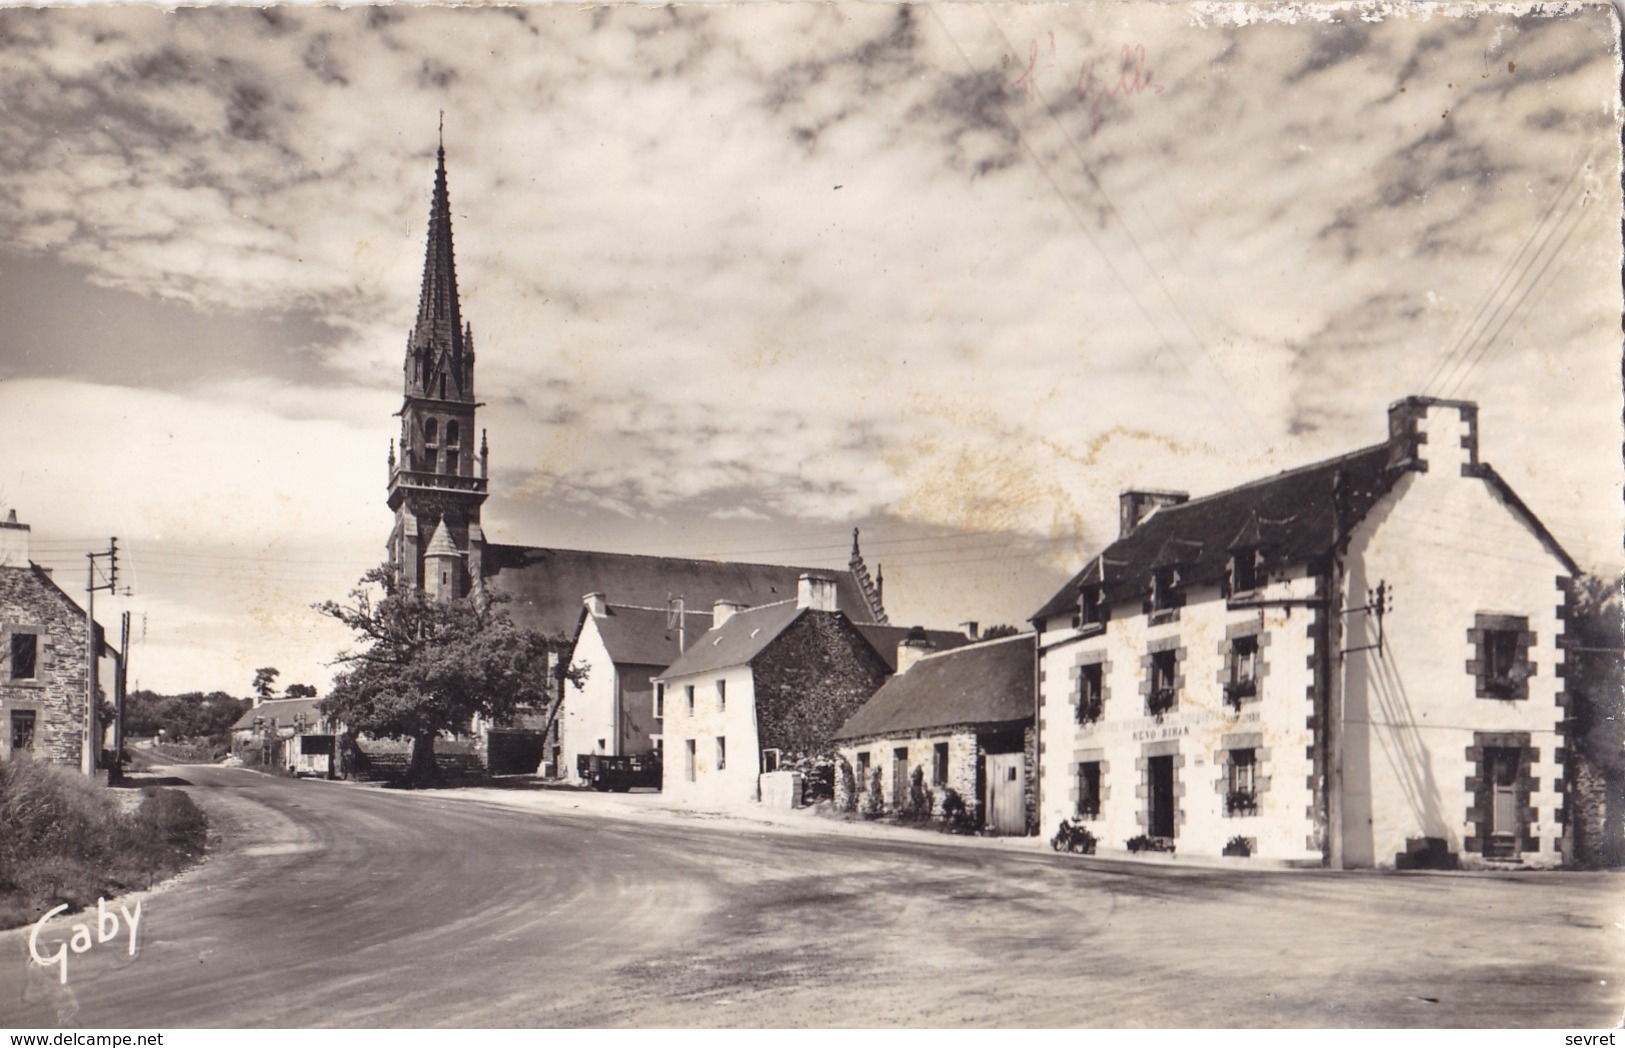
833 632 1036 835
1032 397 1579 868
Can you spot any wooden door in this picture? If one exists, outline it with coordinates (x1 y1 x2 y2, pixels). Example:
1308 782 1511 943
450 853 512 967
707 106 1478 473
985 753 1025 836
1486 747 1520 857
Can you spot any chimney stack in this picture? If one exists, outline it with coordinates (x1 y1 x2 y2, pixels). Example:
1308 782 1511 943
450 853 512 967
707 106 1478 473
713 599 747 628
797 573 838 612
1118 489 1189 538
0 508 32 569
896 626 935 675
582 592 607 618
959 621 980 641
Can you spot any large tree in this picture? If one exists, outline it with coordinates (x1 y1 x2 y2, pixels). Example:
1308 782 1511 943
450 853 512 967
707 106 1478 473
316 565 582 785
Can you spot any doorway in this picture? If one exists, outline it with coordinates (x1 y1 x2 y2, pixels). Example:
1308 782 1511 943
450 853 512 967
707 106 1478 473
1148 755 1176 840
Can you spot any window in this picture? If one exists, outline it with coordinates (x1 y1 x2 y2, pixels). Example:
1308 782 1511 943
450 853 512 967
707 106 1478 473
1077 664 1104 724
1225 637 1258 708
716 679 726 711
9 632 37 681
1151 567 1181 614
1078 585 1105 629
654 683 665 719
1077 762 1102 818
1229 548 1258 595
422 418 438 472
1471 615 1533 700
1148 650 1177 717
684 739 696 781
444 451 459 476
446 420 460 448
856 751 871 789
1226 749 1258 816
685 684 695 715
10 710 35 752
932 742 949 787
715 736 726 771
1483 630 1527 698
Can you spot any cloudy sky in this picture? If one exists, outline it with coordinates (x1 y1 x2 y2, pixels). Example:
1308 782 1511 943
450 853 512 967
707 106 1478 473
0 2 1617 696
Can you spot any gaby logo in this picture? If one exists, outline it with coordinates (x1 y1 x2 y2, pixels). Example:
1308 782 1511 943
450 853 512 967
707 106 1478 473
28 897 143 985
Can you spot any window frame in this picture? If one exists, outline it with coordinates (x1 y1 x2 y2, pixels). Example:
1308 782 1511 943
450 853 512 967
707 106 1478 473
1076 663 1104 724
8 631 38 681
1225 748 1258 816
1077 761 1102 819
931 742 949 788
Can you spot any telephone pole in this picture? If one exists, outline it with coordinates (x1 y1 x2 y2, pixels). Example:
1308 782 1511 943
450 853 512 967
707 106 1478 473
83 538 117 778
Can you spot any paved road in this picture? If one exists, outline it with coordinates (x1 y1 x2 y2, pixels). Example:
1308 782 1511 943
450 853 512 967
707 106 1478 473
3 765 1620 1027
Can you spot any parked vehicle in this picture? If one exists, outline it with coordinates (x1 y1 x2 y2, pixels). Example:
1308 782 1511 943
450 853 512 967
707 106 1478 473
577 753 661 792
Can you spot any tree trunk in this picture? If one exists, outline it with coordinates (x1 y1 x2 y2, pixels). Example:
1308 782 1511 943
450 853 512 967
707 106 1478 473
407 732 442 787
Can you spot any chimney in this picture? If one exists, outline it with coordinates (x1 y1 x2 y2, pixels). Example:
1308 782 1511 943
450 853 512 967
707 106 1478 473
797 573 838 612
896 626 935 675
713 599 747 628
0 509 31 569
1388 395 1478 475
1119 489 1189 538
959 621 980 641
583 592 607 618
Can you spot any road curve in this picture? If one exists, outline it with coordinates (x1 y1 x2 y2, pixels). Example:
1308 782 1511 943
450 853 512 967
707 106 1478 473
2 766 1620 1027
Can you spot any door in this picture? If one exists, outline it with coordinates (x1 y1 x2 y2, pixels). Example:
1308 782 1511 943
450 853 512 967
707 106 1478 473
892 747 910 808
985 752 1025 836
1485 747 1520 858
1148 755 1176 840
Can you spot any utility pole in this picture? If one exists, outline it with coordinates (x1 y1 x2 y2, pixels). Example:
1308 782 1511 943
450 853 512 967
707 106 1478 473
112 610 131 784
83 538 117 778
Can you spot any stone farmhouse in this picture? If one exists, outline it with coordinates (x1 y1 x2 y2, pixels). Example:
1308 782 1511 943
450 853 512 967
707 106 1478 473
833 631 1036 835
382 141 888 778
1032 396 1579 868
0 509 112 771
655 575 895 806
230 696 341 778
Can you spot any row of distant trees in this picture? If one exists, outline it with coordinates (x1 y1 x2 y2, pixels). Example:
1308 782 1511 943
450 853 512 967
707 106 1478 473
125 669 321 743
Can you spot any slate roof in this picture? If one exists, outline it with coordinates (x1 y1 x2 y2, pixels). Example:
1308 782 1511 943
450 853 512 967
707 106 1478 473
833 633 1035 742
853 624 976 672
584 604 715 668
231 697 326 732
1033 442 1397 621
1033 427 1583 624
481 545 874 640
656 601 806 680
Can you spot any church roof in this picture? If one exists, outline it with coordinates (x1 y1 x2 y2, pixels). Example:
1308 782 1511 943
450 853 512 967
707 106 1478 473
424 517 460 559
481 544 877 641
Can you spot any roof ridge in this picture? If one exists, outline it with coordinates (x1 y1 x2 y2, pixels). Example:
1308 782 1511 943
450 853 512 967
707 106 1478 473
1144 440 1392 519
914 631 1032 661
484 542 857 578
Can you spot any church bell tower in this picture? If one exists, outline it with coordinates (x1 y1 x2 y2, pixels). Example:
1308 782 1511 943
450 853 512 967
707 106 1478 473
387 133 489 598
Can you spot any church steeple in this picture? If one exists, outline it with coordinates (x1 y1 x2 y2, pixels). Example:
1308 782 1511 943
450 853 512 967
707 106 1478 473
406 126 474 405
387 127 488 598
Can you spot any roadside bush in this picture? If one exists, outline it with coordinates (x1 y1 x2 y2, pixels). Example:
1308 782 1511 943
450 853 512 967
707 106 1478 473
0 758 209 928
1223 835 1254 858
939 788 977 835
861 768 885 819
835 758 857 814
903 766 934 822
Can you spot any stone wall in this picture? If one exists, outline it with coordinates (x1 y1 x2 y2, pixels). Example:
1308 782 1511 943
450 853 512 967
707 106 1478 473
0 565 91 767
753 610 891 762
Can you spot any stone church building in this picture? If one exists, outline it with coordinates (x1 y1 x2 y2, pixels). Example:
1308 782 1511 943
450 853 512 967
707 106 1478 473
382 142 888 777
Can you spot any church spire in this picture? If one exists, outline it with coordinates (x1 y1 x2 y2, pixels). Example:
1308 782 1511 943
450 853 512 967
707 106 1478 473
407 125 472 403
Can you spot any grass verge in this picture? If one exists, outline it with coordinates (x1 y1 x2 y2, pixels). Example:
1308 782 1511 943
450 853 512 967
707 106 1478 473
0 758 208 929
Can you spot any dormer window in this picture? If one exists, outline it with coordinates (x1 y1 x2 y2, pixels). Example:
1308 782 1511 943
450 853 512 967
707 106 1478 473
1229 548 1259 595
1078 585 1105 630
1151 566 1182 614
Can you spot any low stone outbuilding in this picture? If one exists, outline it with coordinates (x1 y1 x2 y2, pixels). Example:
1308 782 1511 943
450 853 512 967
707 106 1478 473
833 632 1036 835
